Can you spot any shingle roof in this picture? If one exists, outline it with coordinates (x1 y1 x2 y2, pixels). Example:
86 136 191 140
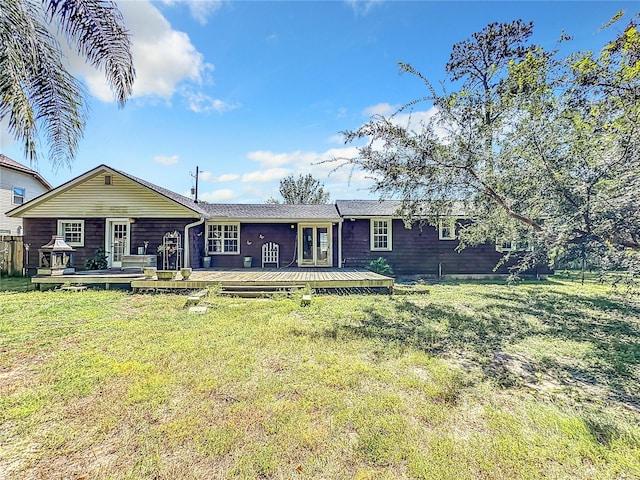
336 199 468 217
335 199 402 217
200 203 341 220
0 154 52 190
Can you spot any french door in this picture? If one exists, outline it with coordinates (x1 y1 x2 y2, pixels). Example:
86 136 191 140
299 224 331 267
106 219 130 268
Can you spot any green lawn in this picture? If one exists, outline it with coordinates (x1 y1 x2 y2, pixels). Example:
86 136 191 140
0 275 34 292
1 278 639 479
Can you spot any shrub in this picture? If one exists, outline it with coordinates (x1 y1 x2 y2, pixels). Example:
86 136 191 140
367 257 393 276
85 248 109 270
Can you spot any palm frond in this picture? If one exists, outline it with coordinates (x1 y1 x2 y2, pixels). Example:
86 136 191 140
43 0 135 106
0 0 86 168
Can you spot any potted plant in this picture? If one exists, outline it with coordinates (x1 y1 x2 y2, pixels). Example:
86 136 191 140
243 256 252 268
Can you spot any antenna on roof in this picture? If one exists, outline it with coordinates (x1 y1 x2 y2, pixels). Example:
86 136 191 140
190 166 199 203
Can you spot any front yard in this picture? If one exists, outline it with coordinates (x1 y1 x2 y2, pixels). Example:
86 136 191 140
1 277 639 479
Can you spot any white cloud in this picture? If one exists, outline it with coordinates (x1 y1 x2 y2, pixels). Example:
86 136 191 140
242 168 291 183
199 188 238 202
363 102 396 117
185 90 240 113
154 154 179 165
218 173 240 182
362 103 442 135
161 0 223 25
193 145 378 203
345 0 383 16
247 151 293 168
64 1 213 104
243 146 371 188
328 134 346 145
199 171 240 182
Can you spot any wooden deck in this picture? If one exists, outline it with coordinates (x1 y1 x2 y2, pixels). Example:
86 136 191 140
31 270 144 289
132 268 394 292
31 268 394 292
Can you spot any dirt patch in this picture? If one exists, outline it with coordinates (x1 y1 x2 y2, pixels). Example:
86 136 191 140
0 355 47 396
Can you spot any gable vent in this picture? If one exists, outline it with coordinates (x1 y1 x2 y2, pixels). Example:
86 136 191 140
104 175 112 185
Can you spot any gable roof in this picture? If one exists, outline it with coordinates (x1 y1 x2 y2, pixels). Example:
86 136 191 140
110 167 208 216
7 164 207 218
201 203 341 222
335 199 402 217
0 154 53 190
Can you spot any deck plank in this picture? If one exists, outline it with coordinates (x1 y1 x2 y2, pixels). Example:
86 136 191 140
32 267 393 292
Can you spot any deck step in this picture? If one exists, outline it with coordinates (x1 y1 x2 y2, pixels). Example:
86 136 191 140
188 306 208 314
220 284 305 297
221 284 305 291
59 285 87 292
219 284 304 298
219 291 290 298
185 288 209 306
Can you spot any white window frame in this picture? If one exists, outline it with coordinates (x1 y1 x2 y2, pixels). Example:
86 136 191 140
438 218 457 240
206 223 240 255
57 219 85 247
496 237 532 252
370 218 392 251
12 186 25 205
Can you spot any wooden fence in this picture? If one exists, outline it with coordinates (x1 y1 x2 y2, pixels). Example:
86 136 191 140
0 235 25 276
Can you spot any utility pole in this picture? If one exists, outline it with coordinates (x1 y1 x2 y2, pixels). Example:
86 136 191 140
191 166 199 203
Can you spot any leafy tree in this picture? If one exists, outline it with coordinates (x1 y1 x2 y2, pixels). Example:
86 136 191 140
266 174 331 204
338 15 640 280
0 0 135 169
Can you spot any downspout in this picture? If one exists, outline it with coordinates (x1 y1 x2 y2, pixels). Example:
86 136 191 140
338 219 343 268
184 217 205 268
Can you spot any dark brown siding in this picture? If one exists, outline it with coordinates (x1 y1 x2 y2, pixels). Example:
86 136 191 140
129 218 196 268
23 218 104 271
198 223 341 269
23 218 196 271
341 219 536 276
202 223 299 269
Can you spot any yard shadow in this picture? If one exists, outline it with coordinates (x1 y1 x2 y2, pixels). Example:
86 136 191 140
338 287 640 413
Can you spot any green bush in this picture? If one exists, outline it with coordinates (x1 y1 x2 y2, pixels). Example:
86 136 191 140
85 248 108 270
367 257 393 276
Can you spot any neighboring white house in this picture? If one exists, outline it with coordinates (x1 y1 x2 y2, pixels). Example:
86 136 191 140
0 155 52 235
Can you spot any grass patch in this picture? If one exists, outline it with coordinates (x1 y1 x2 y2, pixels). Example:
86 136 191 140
0 275 33 292
0 277 639 478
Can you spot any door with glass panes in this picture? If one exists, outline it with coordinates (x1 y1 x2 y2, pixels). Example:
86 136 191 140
298 224 331 266
107 220 130 268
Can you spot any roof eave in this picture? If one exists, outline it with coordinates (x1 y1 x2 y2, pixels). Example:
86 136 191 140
205 217 342 223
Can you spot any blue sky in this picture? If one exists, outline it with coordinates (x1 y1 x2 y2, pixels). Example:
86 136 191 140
1 1 637 203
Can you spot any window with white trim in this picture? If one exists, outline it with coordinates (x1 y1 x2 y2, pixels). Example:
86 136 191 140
370 219 392 251
496 237 531 252
57 220 85 246
12 187 25 205
207 223 240 254
438 218 457 240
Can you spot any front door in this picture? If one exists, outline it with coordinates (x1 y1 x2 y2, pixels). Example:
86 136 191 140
107 220 130 268
299 224 331 267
